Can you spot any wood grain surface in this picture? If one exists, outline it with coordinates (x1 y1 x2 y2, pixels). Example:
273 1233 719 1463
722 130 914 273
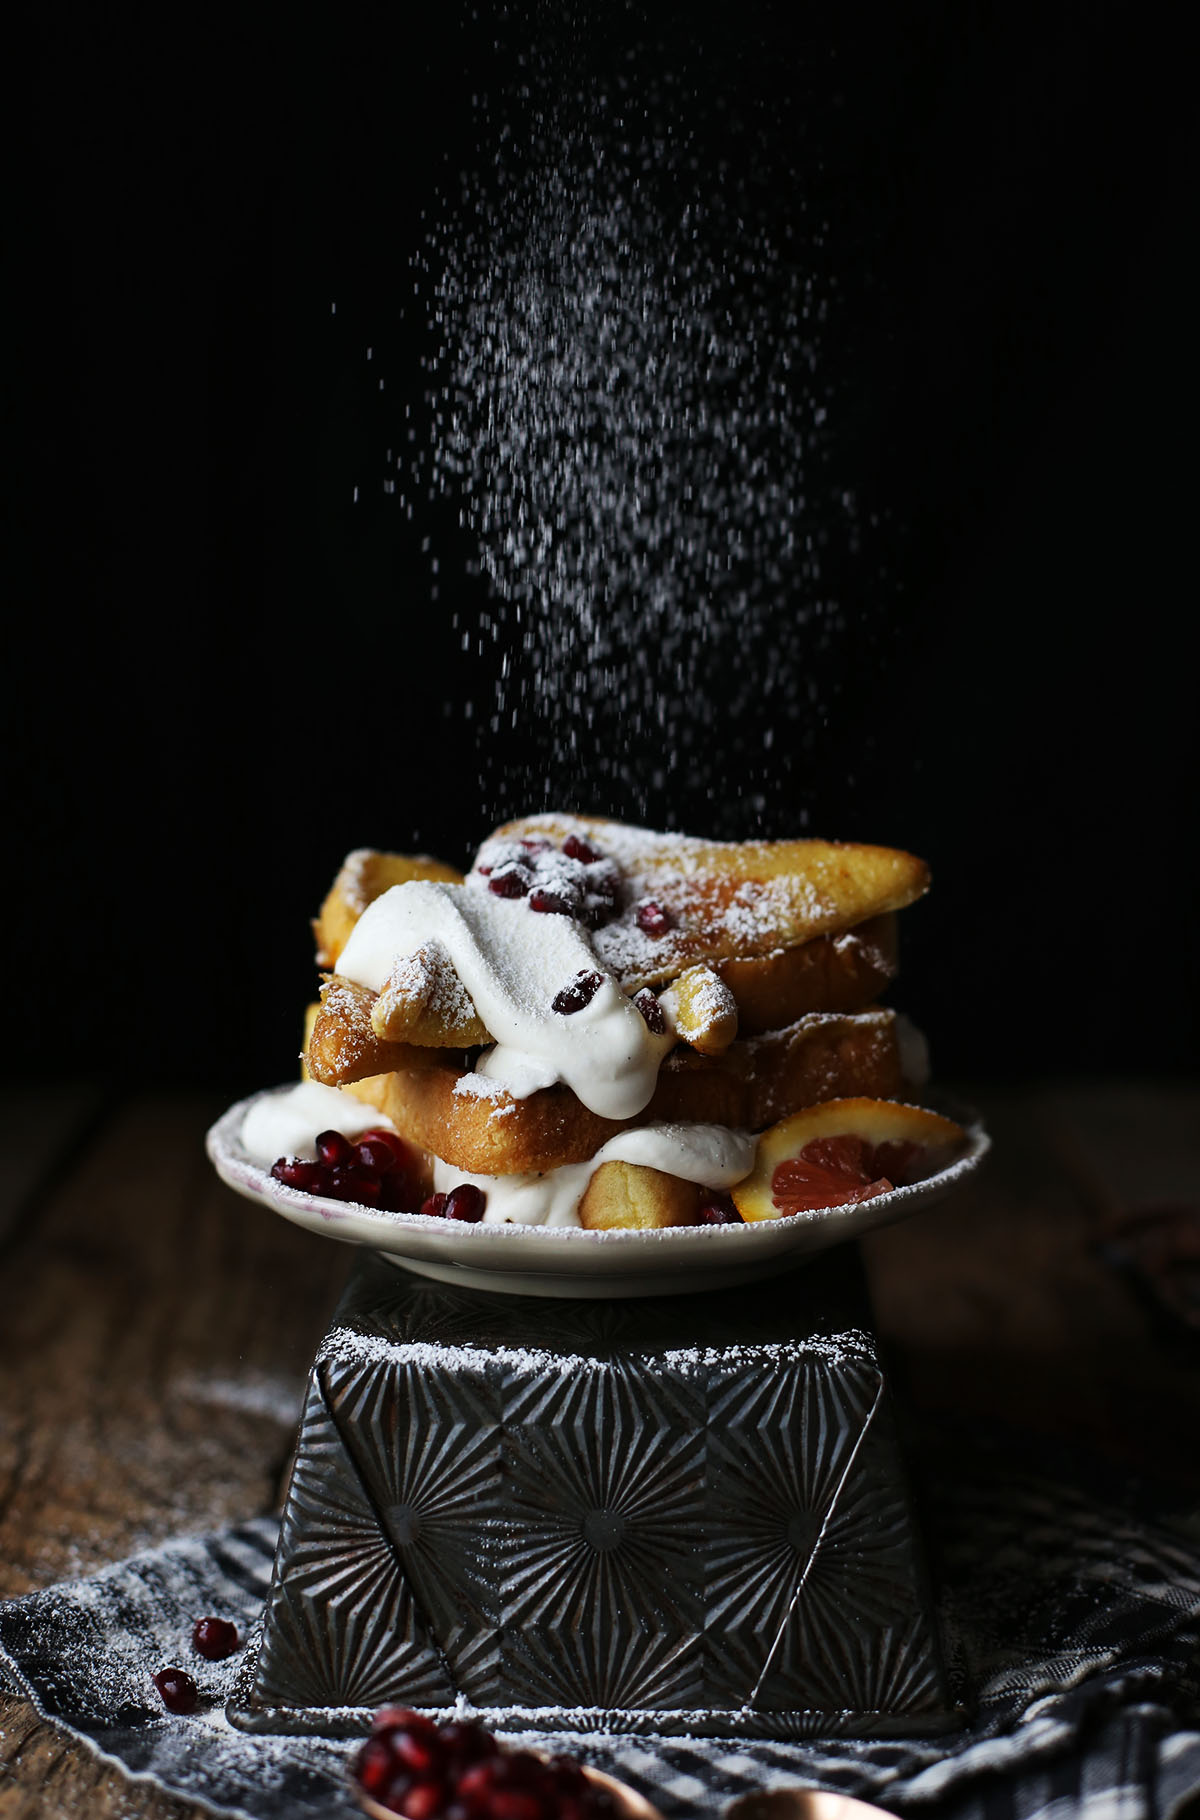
0 1091 354 1816
1 1082 1197 1816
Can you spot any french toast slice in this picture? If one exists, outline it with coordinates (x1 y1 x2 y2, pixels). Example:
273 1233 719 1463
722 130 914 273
305 975 457 1086
577 1162 702 1230
314 849 463 969
715 914 897 1034
314 843 901 1058
340 1007 904 1175
483 814 929 988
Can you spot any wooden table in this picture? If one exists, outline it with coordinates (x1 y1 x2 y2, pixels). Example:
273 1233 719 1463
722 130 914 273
1 1083 1197 1816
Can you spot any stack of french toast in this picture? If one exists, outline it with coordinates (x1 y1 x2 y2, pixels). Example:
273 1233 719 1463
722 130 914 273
297 814 966 1228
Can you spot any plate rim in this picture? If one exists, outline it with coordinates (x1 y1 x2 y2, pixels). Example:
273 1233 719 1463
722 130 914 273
206 1082 991 1260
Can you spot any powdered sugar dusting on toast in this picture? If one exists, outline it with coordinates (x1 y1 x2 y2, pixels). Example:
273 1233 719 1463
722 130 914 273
336 849 381 917
475 814 926 986
386 940 479 1032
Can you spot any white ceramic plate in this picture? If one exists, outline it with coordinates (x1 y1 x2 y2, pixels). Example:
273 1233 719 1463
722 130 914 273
206 1087 990 1299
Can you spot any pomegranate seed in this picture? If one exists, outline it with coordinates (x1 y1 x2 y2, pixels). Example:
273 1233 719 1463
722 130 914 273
356 1137 400 1173
443 1183 487 1223
696 1193 743 1225
364 1127 408 1155
400 1780 449 1820
562 834 600 864
498 1753 549 1791
385 1730 444 1777
489 1792 545 1820
439 1720 497 1765
476 864 494 875
316 1129 354 1166
270 1157 323 1192
383 1772 417 1811
420 1192 448 1218
356 1735 395 1795
153 1667 198 1714
552 970 605 1015
324 1164 375 1203
456 1764 500 1806
191 1615 238 1660
488 866 531 899
633 988 666 1034
519 837 552 853
635 898 673 937
528 887 572 915
547 1757 589 1797
372 1706 435 1737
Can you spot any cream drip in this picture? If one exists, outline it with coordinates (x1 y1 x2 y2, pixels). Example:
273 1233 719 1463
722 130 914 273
431 1122 756 1228
241 1082 395 1168
334 877 674 1119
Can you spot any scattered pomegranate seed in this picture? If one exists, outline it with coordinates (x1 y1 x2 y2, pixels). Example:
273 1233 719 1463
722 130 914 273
316 1129 354 1167
353 1711 612 1820
519 837 553 853
529 886 572 915
356 1736 396 1796
547 1757 590 1796
420 1192 449 1218
438 1720 496 1765
272 1129 422 1215
488 866 532 898
382 1722 441 1777
562 834 600 864
552 970 605 1015
581 874 619 929
442 1184 487 1223
635 899 673 937
191 1616 239 1660
358 1127 410 1165
633 988 666 1034
696 1193 743 1225
372 1706 435 1736
153 1667 198 1714
456 1762 498 1806
399 1780 449 1820
271 1157 324 1192
332 1165 382 1203
356 1138 398 1174
490 1793 542 1820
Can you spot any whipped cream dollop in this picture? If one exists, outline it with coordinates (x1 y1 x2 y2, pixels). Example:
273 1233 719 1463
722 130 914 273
335 877 674 1119
431 1121 755 1228
241 1081 394 1168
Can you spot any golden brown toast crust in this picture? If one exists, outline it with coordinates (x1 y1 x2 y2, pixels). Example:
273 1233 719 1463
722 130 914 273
714 913 898 1034
306 976 454 1085
488 815 928 985
341 1008 903 1174
577 1162 702 1230
313 849 463 969
305 913 900 1089
312 824 918 1049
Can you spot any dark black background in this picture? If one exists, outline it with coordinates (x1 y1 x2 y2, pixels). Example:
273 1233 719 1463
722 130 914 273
9 2 1192 1099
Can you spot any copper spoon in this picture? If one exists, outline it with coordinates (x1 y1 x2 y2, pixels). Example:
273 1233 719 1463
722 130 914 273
726 1791 898 1820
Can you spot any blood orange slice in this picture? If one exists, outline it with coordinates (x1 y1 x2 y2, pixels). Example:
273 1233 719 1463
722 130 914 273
733 1098 966 1223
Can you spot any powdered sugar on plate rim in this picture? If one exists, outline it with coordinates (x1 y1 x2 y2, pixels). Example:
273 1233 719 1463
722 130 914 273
205 1088 989 1298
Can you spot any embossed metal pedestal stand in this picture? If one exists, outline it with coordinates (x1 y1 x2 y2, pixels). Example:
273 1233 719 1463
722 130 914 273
229 1247 955 1739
